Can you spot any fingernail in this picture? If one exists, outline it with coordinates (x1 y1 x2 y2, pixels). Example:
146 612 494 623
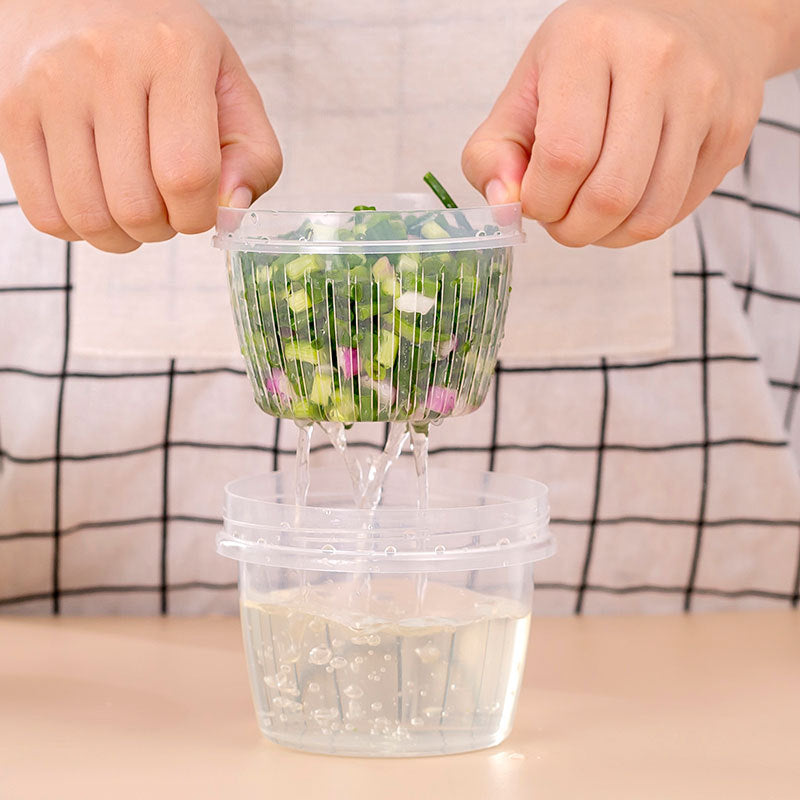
228 186 253 209
485 178 508 206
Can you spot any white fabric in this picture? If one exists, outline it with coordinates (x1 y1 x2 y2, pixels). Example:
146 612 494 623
0 0 799 616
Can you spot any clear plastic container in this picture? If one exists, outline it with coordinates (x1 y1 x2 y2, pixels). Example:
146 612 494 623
213 195 524 424
217 466 553 757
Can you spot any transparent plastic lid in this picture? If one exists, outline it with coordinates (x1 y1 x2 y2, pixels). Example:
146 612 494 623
218 467 554 574
213 193 525 255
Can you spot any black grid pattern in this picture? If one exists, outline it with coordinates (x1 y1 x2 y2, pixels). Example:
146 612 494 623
2 106 800 615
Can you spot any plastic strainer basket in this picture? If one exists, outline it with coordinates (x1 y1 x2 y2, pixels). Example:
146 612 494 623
213 194 524 424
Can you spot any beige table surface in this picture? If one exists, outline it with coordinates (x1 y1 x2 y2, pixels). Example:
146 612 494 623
1 611 798 800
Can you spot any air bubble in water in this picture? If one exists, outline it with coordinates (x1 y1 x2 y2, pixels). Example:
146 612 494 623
414 643 441 664
308 645 332 665
330 656 348 669
343 684 364 699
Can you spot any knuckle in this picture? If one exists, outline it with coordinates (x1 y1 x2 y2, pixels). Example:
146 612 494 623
694 64 723 103
111 194 166 230
29 209 73 239
28 53 63 90
172 212 215 236
647 28 681 68
542 221 592 249
583 177 639 216
534 136 594 178
68 206 115 237
623 212 671 242
156 157 219 197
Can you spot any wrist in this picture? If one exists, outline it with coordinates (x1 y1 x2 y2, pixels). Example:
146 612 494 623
750 0 800 77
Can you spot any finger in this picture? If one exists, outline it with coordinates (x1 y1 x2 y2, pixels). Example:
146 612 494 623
461 41 540 205
545 78 664 247
0 115 79 240
149 57 221 234
94 83 175 243
41 110 141 253
216 40 282 207
596 113 706 248
672 114 752 225
520 50 610 222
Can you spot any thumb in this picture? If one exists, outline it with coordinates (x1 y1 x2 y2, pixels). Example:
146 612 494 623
461 52 539 205
216 42 283 208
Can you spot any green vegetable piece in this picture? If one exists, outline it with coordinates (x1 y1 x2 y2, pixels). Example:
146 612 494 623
371 256 394 282
397 253 420 273
283 340 319 364
309 373 334 405
363 360 387 381
421 220 450 239
286 254 322 280
381 276 401 298
292 399 314 419
423 172 458 209
376 329 399 367
287 288 310 313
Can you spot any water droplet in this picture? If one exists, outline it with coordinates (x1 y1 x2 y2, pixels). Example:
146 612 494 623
434 544 446 555
308 645 332 665
331 638 344 649
321 544 335 555
308 682 320 693
476 229 487 237
279 714 288 722
367 650 374 656
298 235 307 242
263 717 272 728
371 701 383 712
343 684 364 699
410 716 424 727
383 654 392 662
280 664 292 674
249 212 257 222
256 537 266 545
414 643 441 664
384 545 397 556
379 667 386 673
344 723 355 732
280 521 290 530
330 720 341 731
330 656 348 669
366 634 381 646
419 689 427 698
313 707 339 723
354 656 364 664
498 537 510 546
325 666 334 673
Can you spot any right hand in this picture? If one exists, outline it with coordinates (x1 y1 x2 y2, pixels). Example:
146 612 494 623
0 0 282 253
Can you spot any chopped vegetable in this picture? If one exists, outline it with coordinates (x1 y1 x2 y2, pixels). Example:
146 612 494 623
228 173 512 422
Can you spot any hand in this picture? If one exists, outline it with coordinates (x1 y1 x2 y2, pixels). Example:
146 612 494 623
0 0 281 253
462 0 784 248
